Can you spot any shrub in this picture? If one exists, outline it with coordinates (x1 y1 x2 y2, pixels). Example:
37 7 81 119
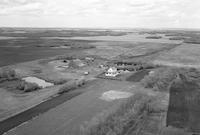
48 78 68 85
24 82 40 92
17 81 41 92
0 68 17 81
145 36 162 39
54 55 74 61
169 37 186 40
141 68 177 91
76 79 86 87
58 81 77 94
58 79 86 94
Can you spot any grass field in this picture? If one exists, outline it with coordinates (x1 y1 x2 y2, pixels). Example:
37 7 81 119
81 90 169 135
126 70 150 82
81 93 152 135
154 43 200 68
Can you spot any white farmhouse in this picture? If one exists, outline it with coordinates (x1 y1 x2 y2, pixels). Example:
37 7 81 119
105 67 119 77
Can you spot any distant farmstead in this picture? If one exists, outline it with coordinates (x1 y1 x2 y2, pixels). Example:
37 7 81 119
105 67 119 77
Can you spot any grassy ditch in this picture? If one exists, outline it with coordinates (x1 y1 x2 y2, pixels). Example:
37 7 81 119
81 93 154 135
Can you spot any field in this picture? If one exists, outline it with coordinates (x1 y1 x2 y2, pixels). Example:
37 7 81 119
1 28 200 135
5 79 138 135
167 70 200 132
153 43 200 68
81 91 168 135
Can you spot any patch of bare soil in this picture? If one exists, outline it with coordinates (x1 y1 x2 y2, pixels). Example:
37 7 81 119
100 90 133 101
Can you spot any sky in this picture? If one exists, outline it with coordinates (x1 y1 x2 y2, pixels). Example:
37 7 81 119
0 0 200 28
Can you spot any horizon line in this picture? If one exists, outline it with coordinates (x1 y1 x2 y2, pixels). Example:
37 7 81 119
0 26 200 31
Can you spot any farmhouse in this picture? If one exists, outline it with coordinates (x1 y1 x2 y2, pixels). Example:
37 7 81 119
105 67 119 77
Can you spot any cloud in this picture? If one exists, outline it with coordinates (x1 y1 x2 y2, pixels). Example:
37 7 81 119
0 0 43 16
0 1 43 15
0 0 39 6
0 0 200 28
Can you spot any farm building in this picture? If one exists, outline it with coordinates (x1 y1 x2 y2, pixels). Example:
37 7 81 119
114 61 154 71
105 67 119 77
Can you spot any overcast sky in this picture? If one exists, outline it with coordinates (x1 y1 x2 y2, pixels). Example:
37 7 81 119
0 0 200 28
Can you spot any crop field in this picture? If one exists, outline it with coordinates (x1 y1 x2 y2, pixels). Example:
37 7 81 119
167 73 200 132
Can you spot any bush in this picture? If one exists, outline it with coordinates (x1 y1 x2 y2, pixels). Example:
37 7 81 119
141 68 177 91
0 68 17 81
58 79 86 94
17 81 41 92
169 37 186 40
76 79 86 86
54 55 74 61
145 36 162 39
58 81 77 94
48 78 69 85
70 45 95 49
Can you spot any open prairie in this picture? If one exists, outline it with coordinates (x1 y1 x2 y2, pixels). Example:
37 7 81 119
154 43 200 67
